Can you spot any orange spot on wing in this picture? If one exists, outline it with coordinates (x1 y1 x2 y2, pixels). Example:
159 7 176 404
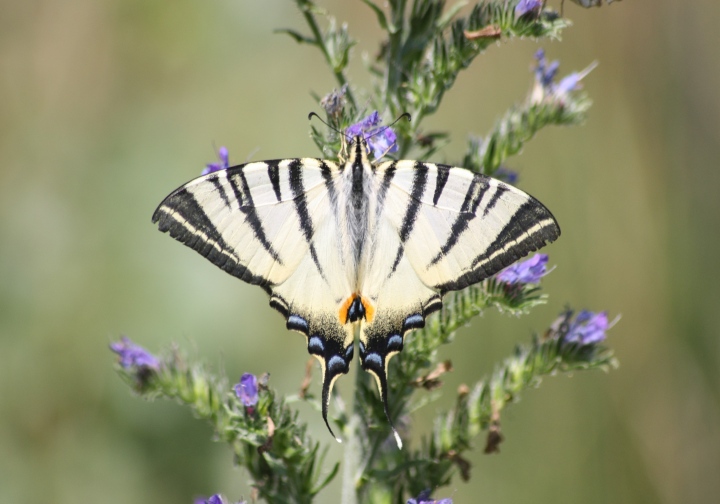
361 296 375 323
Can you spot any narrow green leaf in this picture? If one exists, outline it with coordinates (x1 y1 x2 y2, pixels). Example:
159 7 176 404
311 461 341 495
437 0 468 31
361 0 398 33
274 28 317 45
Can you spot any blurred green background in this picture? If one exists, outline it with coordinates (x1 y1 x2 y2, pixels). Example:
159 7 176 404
1 1 719 503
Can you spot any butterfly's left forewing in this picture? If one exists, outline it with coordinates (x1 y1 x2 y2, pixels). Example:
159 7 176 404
153 158 356 440
152 159 333 287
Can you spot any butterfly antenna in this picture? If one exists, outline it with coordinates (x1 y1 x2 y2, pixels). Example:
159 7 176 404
365 113 411 143
391 112 412 127
308 111 350 157
308 112 345 137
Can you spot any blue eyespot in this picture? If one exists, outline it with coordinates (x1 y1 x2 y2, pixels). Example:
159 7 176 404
387 334 403 351
327 355 346 373
363 352 382 368
287 314 309 333
402 314 425 331
308 336 324 354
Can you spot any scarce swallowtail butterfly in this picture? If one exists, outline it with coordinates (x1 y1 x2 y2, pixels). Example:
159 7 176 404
152 132 560 447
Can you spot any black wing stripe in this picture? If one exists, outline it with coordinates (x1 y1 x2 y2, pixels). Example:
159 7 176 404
391 163 428 274
227 172 284 265
152 193 271 289
375 162 397 222
320 161 337 206
399 163 429 242
237 170 254 206
432 165 450 206
210 177 232 209
470 201 554 269
289 160 325 277
226 175 245 209
428 176 489 267
267 161 282 202
483 184 508 216
289 161 313 242
389 244 404 274
436 200 560 293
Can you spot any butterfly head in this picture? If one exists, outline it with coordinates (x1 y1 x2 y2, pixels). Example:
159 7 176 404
350 134 370 154
343 112 407 161
339 134 371 166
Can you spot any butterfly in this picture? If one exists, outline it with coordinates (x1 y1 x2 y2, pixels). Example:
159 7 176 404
152 133 560 447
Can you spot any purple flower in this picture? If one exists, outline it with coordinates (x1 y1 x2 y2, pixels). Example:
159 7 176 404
195 497 246 504
531 49 596 104
564 310 610 345
234 373 259 408
195 495 226 504
110 336 159 371
346 111 398 159
554 73 581 95
407 490 452 504
534 49 560 89
496 253 550 284
515 0 542 18
202 146 230 175
321 84 348 117
495 166 519 184
347 111 381 136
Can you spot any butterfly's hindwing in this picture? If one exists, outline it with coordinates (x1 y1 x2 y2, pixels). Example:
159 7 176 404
358 225 443 447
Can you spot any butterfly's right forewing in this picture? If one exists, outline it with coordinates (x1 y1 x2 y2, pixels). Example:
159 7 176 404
377 160 561 293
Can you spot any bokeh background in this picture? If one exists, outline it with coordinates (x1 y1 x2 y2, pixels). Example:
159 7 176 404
1 1 719 503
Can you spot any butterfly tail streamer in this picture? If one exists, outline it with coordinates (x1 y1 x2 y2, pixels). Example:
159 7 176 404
321 371 343 444
379 371 404 450
361 354 403 449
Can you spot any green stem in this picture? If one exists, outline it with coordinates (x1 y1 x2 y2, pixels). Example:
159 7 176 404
300 6 357 109
385 0 406 104
341 412 361 504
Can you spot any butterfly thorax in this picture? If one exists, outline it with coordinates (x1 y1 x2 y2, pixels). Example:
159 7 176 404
338 136 376 286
